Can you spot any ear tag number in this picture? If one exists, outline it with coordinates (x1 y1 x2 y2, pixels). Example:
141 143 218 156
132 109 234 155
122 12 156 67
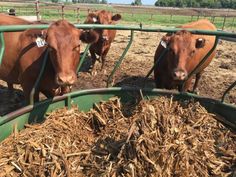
36 37 47 48
160 40 167 48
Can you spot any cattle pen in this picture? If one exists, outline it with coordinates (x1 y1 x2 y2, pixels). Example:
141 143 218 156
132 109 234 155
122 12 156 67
0 23 236 136
0 23 235 176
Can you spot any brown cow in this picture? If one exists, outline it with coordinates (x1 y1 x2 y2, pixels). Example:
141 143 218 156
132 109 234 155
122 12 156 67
84 10 121 72
0 14 97 102
154 19 217 92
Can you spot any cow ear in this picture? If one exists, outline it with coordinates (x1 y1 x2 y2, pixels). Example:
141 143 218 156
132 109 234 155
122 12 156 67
160 35 171 48
112 14 121 21
196 38 205 48
80 30 99 44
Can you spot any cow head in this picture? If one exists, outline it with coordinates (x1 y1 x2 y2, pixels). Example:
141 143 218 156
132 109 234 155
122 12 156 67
44 20 97 86
84 10 121 41
161 30 206 81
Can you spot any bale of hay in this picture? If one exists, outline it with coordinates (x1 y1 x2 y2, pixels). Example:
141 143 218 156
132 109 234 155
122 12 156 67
0 96 235 177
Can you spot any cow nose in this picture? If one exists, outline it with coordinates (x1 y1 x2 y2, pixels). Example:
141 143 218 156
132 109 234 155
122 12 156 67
56 73 76 86
173 70 187 80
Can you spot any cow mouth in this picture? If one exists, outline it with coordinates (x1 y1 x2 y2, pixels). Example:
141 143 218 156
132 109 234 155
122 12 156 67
54 86 72 96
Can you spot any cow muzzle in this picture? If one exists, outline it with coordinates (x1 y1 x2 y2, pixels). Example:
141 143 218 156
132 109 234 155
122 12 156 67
56 73 77 86
172 69 187 81
102 35 109 41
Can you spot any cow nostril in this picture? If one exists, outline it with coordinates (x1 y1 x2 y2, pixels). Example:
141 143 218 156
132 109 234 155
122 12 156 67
56 74 76 86
56 76 64 85
68 75 76 85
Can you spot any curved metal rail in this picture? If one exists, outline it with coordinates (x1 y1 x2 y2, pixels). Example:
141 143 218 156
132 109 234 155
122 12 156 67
107 30 134 87
221 81 236 103
181 37 219 92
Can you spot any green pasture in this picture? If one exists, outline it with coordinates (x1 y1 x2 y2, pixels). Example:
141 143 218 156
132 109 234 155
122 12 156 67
0 5 235 29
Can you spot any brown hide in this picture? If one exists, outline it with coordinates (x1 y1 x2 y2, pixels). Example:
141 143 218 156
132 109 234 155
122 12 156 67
154 19 217 92
0 15 97 102
84 10 121 69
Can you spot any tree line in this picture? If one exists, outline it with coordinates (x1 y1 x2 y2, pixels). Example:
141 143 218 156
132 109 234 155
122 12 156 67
154 0 236 9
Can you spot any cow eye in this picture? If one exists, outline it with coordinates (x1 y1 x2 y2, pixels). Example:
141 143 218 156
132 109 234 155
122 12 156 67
169 48 175 55
73 45 80 52
190 50 195 56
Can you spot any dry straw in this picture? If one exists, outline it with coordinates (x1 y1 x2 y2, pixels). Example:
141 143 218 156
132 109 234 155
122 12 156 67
0 96 235 177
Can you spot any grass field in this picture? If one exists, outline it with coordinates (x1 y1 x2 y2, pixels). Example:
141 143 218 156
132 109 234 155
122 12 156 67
0 3 235 29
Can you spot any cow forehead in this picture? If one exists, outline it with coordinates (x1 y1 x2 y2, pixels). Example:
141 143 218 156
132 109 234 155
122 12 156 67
171 33 195 50
88 11 112 23
46 21 80 47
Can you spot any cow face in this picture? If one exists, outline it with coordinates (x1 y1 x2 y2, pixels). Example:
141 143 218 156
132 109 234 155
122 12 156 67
45 20 97 86
84 10 121 41
162 30 206 81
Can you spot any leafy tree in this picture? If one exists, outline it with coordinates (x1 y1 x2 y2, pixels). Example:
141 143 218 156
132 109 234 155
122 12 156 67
154 0 236 9
51 0 58 3
101 0 107 4
132 0 142 6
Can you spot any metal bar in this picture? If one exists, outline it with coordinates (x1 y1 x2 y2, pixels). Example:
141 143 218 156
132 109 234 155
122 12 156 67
0 24 235 38
145 47 169 78
221 81 236 103
107 30 134 87
76 44 91 74
0 32 5 66
182 37 219 91
30 49 49 105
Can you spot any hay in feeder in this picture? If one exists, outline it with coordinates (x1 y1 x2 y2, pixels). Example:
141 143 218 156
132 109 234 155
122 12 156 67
0 96 235 177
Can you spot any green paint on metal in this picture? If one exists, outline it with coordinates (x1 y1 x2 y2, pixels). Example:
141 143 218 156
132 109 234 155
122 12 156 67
30 49 49 105
0 87 235 142
107 30 134 87
221 80 236 103
0 32 5 66
182 37 219 91
77 44 91 74
66 95 72 109
0 24 235 38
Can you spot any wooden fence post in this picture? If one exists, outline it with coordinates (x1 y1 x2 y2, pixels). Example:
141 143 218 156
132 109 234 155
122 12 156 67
61 4 64 19
35 0 40 21
232 17 235 29
150 14 153 20
77 7 80 23
87 8 90 14
170 14 173 23
222 16 227 30
212 16 215 23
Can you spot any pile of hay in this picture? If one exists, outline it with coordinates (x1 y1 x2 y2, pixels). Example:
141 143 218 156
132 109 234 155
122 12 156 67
0 97 235 177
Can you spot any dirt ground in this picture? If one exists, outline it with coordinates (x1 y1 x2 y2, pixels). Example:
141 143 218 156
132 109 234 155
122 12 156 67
0 29 236 116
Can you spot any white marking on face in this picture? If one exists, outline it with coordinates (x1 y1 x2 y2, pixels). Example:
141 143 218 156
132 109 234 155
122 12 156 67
93 17 97 22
